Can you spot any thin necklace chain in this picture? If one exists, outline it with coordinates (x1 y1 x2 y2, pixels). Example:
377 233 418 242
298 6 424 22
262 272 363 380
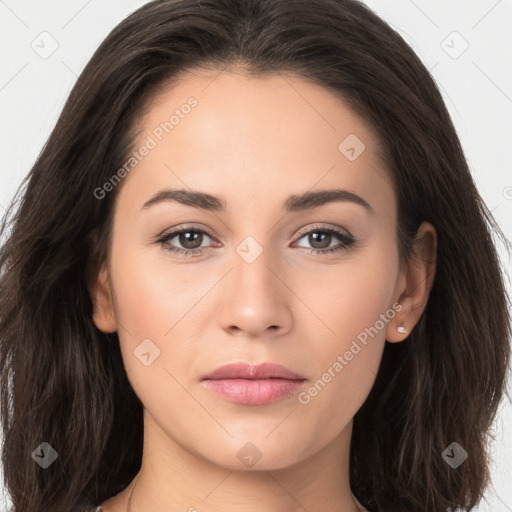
124 475 365 512
126 474 140 512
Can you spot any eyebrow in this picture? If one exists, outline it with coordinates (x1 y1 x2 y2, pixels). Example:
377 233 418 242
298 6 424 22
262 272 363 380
140 188 375 215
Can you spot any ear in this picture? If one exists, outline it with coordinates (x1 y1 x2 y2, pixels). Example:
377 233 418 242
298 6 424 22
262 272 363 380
87 263 118 333
386 221 437 343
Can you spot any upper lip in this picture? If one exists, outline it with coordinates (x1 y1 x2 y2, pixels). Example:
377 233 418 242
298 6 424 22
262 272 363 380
202 362 305 380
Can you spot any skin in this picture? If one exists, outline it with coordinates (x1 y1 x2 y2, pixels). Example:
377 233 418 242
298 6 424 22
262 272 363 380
89 68 437 512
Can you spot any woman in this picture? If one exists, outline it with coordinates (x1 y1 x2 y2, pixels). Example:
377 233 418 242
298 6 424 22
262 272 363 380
0 1 510 511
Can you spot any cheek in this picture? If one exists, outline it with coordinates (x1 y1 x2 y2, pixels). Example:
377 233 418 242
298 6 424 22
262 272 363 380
109 244 213 384
110 242 195 336
110 259 200 417
295 242 397 345
293 239 398 405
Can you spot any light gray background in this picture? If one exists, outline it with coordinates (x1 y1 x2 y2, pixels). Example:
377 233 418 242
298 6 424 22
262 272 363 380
1 0 511 511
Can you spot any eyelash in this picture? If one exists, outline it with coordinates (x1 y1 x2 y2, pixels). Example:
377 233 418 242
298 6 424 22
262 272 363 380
156 224 355 258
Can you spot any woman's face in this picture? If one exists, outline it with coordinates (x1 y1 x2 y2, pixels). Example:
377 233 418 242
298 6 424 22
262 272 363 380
91 69 412 470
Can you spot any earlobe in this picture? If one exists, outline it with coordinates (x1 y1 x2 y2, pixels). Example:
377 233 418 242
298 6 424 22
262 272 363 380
88 264 118 333
385 309 409 343
386 221 437 343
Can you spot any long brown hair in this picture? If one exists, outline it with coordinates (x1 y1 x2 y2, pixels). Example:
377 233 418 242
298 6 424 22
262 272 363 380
1 1 510 511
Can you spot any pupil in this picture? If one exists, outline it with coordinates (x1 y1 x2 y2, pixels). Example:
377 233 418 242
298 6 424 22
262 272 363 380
180 231 202 249
310 232 330 249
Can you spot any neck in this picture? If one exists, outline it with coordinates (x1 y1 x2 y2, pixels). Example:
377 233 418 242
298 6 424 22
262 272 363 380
119 411 362 512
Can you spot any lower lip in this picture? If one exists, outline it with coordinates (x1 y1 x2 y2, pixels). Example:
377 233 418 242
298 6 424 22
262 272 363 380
202 378 306 405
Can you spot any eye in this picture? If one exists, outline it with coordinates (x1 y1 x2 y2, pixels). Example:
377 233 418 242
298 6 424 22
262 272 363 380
156 225 217 257
293 225 355 255
156 224 356 257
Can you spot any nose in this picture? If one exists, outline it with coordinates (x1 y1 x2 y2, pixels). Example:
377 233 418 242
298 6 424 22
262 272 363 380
218 242 293 338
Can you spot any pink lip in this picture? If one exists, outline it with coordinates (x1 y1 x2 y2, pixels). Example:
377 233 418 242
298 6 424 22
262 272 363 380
202 362 305 380
201 362 306 406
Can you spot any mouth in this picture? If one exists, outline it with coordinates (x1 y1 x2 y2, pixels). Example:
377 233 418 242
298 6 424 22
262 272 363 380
201 361 307 406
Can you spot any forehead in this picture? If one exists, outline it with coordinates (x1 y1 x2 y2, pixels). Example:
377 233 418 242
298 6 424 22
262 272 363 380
121 69 394 216
140 69 378 154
